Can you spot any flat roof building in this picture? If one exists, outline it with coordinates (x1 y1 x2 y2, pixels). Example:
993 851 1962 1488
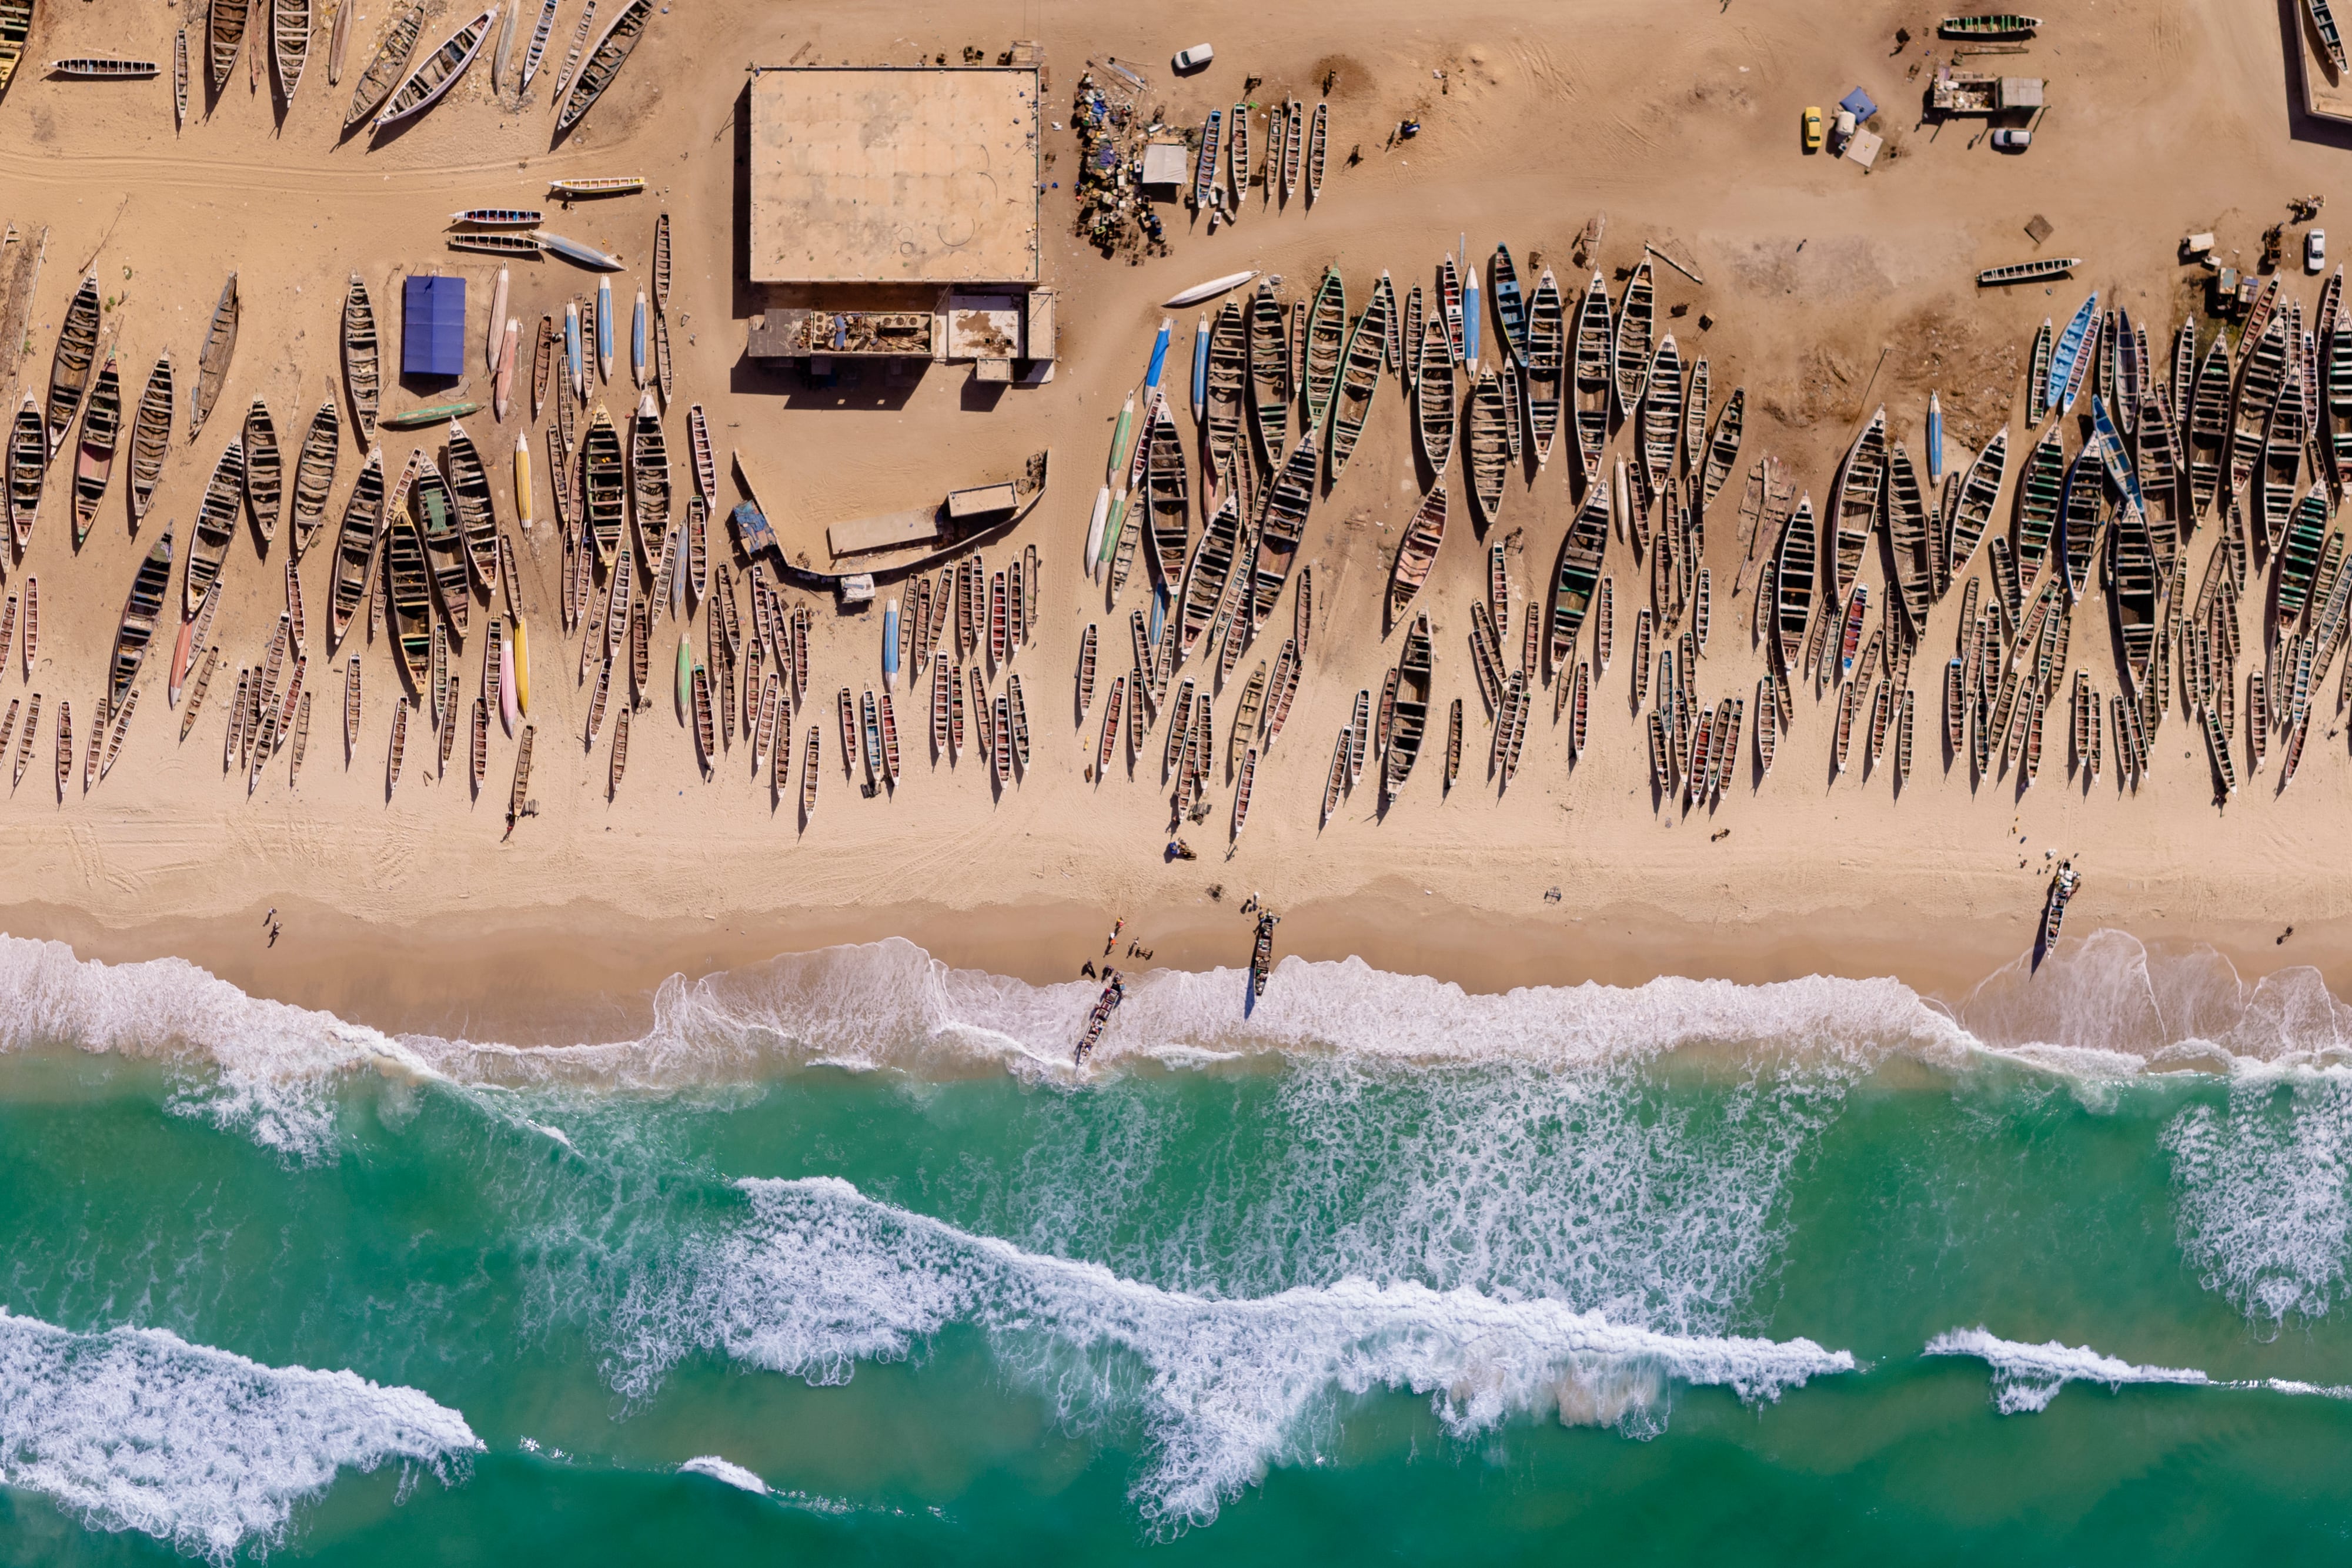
747 66 1041 285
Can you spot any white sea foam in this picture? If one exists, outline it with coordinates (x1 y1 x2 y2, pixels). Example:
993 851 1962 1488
0 1308 480 1563
679 1455 769 1495
1924 1326 2352 1412
613 1176 1854 1530
1924 1326 2210 1413
16 927 2352 1105
0 935 443 1160
2161 1061 2352 1323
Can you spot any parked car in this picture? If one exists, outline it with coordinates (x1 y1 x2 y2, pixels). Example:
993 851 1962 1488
1990 129 2032 152
2310 228 2328 272
1802 105 1823 151
1172 43 1213 73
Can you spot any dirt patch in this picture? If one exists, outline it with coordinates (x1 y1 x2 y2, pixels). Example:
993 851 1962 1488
1307 55 1375 101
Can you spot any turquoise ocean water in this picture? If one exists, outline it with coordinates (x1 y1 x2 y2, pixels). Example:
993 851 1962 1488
3 928 2352 1563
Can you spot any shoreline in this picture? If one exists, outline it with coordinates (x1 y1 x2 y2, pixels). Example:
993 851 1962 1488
5 880 2343 1048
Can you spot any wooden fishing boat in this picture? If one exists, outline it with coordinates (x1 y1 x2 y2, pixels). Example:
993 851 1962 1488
580 403 625 563
53 699 70 799
274 0 311 99
1489 540 1510 643
173 28 189 125
1306 101 1328 203
1826 405 1887 607
626 395 670 572
327 449 384 647
345 2 423 124
1302 268 1347 434
2048 291 2100 417
2227 317 2290 512
109 529 173 710
1007 671 1031 772
690 663 717 774
1321 727 1349 823
1571 270 1612 486
43 274 101 457
877 686 905 783
1942 14 2040 38
1415 313 1456 470
9 693 35 787
988 569 1010 667
684 402 717 506
1681 357 1710 484
1281 98 1305 203
1378 613 1434 798
1612 259 1656 417
2058 443 2106 603
188 274 240 440
548 175 644 199
286 399 340 557
94 686 138 788
2186 331 2231 518
1885 442 1932 639
51 56 162 77
328 276 379 457
122 354 174 525
554 0 649 134
1191 107 1222 210
16 578 34 678
1374 667 1399 760
413 454 470 632
451 206 547 230
1439 253 1464 365
448 232 541 259
1495 670 1529 789
1944 427 2008 581
183 439 245 615
989 693 1013 786
1976 256 2077 288
1247 280 1292 464
1177 493 1241 659
1249 430 1318 629
1521 268 1566 469
1773 494 1818 673
2279 487 2328 624
1637 335 1682 496
1142 394 1191 591
1194 300 1247 487
373 4 496 132
1466 366 1510 524
1547 482 1611 671
1368 482 1449 628
1401 284 1424 386
70 352 122 546
208 0 252 90
2008 424 2063 581
385 499 432 696
2259 364 2310 550
241 399 282 542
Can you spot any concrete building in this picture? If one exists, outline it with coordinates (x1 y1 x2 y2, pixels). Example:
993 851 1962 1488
743 65 1055 377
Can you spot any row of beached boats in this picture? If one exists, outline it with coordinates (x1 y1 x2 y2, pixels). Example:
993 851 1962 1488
1195 95 1329 215
21 0 655 135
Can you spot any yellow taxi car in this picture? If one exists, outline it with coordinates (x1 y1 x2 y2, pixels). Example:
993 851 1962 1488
1802 106 1824 152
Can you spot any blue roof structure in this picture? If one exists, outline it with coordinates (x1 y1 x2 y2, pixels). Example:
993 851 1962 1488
1839 88 1879 121
402 275 466 379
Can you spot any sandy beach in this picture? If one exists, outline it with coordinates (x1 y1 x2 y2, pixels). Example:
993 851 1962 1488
2 0 2350 1039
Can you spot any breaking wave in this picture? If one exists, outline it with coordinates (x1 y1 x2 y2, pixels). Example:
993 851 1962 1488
1924 1326 2352 1413
0 1309 480 1563
606 1176 1855 1529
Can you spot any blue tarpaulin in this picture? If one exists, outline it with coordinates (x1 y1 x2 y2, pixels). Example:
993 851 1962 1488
402 275 466 379
1839 88 1878 121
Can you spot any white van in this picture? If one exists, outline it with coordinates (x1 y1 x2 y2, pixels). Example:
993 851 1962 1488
1173 44 1213 73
